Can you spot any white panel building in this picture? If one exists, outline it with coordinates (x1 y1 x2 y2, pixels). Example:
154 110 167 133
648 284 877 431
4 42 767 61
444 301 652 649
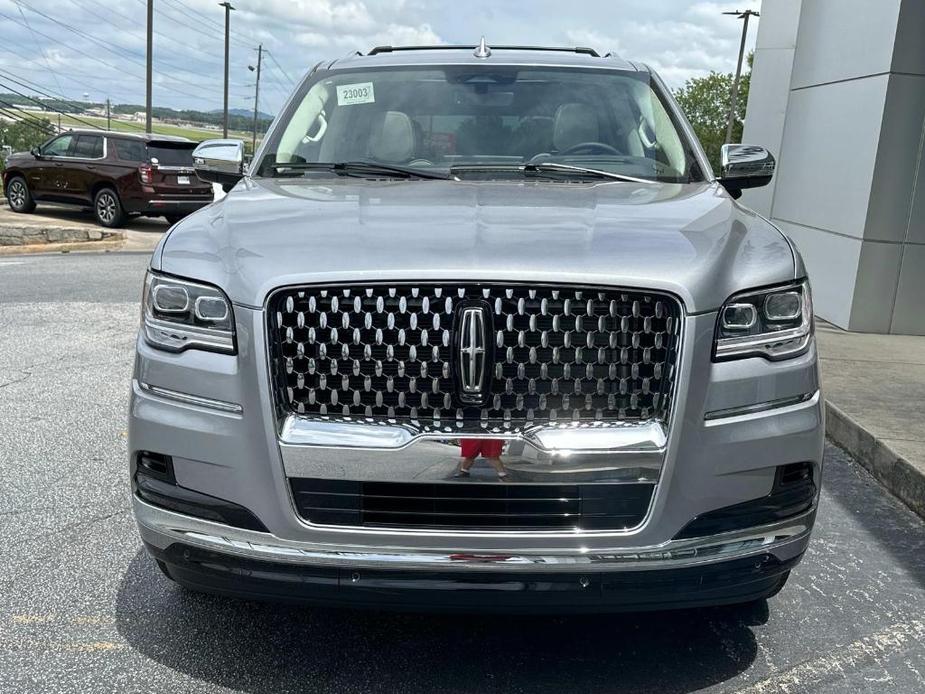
742 0 925 334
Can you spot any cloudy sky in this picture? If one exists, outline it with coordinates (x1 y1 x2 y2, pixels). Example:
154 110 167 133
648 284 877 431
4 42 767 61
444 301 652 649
0 0 760 115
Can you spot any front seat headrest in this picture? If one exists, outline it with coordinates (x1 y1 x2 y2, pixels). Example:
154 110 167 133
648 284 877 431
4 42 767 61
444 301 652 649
553 103 599 152
368 111 415 163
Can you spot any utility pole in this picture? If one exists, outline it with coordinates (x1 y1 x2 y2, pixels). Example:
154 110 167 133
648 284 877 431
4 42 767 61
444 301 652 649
145 0 153 133
219 2 235 138
249 45 263 154
106 97 111 130
723 9 758 144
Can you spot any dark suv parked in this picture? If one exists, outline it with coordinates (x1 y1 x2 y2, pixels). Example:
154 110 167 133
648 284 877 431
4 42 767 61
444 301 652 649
2 130 214 227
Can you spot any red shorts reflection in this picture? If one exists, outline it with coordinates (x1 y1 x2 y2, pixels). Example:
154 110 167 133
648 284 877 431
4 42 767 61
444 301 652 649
459 438 504 459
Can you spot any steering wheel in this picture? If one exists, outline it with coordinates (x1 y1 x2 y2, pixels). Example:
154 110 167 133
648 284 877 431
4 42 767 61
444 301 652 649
558 141 621 156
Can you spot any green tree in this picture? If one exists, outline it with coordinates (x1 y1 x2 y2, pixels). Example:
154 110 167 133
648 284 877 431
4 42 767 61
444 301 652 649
1 117 54 186
673 54 751 172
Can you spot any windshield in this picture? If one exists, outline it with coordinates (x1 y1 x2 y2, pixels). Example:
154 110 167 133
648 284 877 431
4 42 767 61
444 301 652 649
257 66 701 183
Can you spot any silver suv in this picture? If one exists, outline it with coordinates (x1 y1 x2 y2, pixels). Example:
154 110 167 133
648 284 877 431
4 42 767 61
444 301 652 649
129 43 823 612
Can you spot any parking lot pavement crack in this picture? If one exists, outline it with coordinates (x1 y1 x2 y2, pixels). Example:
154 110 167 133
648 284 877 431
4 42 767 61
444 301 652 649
8 507 130 550
0 371 31 390
736 619 925 693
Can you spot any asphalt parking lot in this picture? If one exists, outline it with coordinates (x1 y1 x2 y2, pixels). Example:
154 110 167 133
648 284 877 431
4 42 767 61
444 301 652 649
2 251 925 694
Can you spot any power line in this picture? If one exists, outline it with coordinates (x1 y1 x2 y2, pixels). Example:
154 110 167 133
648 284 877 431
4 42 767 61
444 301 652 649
161 0 226 33
0 101 56 131
160 0 257 49
0 68 86 114
264 50 295 86
0 40 138 101
12 1 219 93
64 0 225 71
15 2 65 96
0 9 206 103
0 108 55 134
0 79 105 130
0 68 150 134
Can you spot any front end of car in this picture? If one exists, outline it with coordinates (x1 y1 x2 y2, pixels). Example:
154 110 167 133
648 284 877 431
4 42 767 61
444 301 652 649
129 49 823 612
129 264 823 612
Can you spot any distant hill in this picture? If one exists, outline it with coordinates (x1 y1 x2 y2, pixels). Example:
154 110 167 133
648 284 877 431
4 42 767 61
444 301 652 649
214 108 274 120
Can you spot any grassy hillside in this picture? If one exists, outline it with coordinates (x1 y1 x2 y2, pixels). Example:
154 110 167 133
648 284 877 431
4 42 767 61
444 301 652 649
8 110 255 142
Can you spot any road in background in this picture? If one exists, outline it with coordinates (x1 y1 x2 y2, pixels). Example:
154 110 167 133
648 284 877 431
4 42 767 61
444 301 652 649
2 252 924 693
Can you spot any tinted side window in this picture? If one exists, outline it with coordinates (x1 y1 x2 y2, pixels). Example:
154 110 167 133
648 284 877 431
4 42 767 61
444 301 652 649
114 139 146 162
43 135 74 157
72 135 104 158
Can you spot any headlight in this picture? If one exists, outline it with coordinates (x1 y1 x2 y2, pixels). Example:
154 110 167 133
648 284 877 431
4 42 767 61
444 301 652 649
714 279 813 361
142 272 236 354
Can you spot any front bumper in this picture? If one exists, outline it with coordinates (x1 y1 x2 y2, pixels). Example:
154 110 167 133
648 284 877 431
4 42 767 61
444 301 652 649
129 304 824 608
137 496 810 611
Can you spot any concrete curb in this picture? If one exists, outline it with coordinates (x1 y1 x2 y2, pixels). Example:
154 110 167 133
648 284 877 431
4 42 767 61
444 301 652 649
1 224 115 246
0 236 125 255
0 221 125 254
825 400 925 519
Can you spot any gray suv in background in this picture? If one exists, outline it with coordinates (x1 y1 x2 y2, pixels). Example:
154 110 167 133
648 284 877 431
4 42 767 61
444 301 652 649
129 43 823 612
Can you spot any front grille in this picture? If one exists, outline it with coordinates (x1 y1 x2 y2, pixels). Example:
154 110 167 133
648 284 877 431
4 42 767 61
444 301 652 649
290 478 654 531
269 283 681 430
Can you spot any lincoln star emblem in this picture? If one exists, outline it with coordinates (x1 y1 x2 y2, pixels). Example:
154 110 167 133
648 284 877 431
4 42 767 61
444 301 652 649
457 305 490 403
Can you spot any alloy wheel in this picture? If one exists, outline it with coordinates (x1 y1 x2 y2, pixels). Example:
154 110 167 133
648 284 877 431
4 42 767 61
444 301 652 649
8 180 26 210
97 192 116 224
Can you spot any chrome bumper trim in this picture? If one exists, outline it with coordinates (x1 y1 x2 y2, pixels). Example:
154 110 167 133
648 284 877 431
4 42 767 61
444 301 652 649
277 417 666 483
279 416 667 451
136 381 243 414
135 496 814 573
704 390 820 424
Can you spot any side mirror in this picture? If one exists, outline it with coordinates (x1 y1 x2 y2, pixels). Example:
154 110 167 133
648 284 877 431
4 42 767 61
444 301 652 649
718 144 775 199
30 146 42 159
192 139 244 187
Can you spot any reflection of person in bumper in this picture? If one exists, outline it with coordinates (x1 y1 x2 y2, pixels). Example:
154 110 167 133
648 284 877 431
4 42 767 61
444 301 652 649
455 439 508 479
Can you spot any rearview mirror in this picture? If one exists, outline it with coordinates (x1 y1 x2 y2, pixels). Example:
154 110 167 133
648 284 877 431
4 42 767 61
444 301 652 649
718 144 775 199
192 139 244 188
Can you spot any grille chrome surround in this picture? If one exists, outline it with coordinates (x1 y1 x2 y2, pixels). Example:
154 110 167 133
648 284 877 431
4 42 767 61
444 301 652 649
268 283 682 432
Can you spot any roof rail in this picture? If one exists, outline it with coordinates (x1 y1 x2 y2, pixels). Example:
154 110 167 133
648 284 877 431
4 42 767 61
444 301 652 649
367 45 600 57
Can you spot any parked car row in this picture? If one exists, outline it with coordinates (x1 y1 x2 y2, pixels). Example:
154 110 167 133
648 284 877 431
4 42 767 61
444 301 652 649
2 130 214 227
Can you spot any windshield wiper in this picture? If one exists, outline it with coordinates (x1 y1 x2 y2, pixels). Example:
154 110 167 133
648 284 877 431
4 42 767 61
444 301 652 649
527 162 658 184
449 162 658 184
268 161 451 180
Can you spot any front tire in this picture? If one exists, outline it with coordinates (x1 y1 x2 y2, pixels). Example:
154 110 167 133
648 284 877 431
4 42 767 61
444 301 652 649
6 177 36 213
93 187 125 228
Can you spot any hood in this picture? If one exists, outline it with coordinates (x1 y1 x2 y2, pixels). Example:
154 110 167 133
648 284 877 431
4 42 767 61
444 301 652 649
155 178 795 313
3 151 32 165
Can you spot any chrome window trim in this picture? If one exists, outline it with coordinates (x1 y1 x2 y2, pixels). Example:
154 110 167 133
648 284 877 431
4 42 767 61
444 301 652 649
44 134 108 161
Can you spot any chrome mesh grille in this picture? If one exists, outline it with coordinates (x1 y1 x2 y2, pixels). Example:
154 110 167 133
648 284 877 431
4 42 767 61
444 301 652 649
269 284 681 430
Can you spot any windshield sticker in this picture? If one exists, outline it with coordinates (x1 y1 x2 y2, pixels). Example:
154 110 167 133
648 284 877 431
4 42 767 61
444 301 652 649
336 82 375 106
